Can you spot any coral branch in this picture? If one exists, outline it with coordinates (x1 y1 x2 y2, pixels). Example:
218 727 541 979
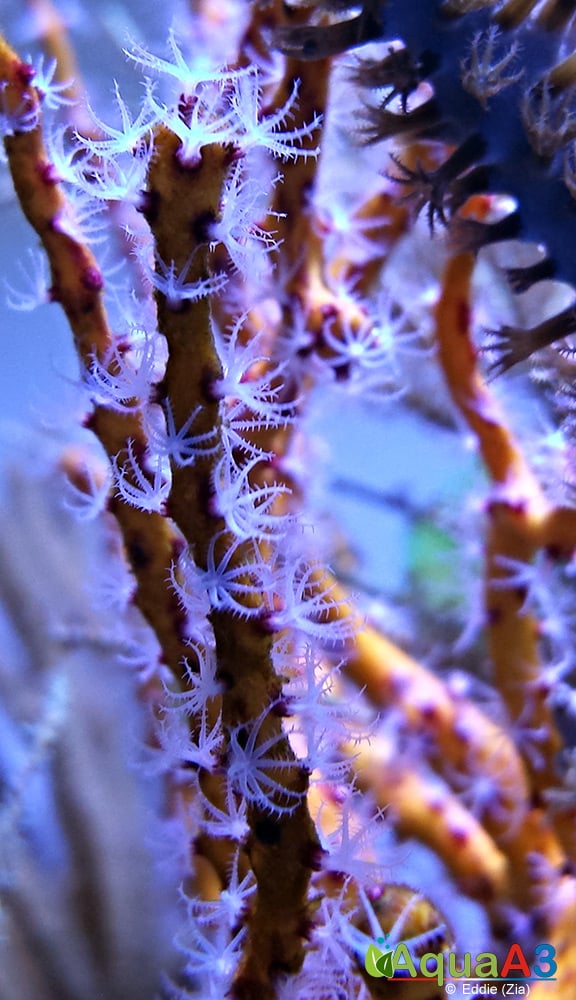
0 32 190 684
435 252 563 791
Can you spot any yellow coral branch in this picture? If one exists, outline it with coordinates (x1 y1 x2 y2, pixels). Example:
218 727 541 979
350 736 509 900
434 252 562 791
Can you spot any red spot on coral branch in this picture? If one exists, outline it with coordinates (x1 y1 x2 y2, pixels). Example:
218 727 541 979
16 61 35 86
456 298 470 335
37 160 59 185
82 266 104 291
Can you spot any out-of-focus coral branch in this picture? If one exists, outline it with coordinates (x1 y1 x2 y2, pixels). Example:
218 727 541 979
24 0 88 128
434 253 565 789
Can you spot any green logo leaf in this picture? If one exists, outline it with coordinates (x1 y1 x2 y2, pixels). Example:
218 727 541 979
365 943 394 978
376 950 394 977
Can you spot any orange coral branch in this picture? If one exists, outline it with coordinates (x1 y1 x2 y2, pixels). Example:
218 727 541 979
0 33 192 685
434 252 562 791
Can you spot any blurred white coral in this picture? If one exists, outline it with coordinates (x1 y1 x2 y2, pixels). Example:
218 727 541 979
0 458 182 1000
